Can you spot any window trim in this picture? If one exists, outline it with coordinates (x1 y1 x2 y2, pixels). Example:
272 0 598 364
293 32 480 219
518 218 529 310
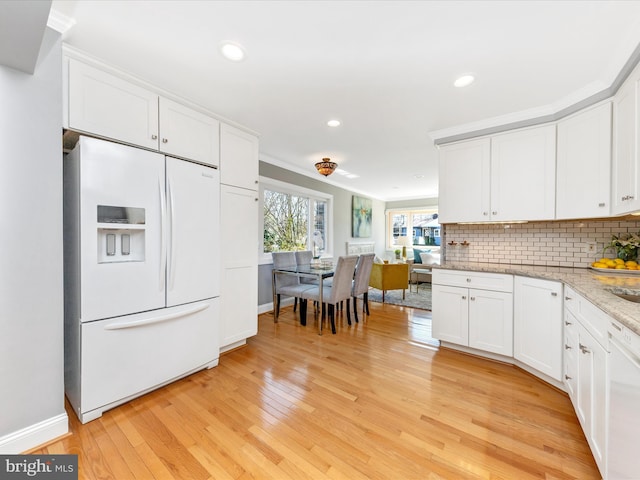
259 176 333 265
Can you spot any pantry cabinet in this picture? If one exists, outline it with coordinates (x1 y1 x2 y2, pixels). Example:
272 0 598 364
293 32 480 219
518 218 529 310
556 102 612 219
612 61 640 215
67 58 219 166
438 124 555 223
513 276 563 381
432 270 513 356
220 123 259 190
219 124 260 351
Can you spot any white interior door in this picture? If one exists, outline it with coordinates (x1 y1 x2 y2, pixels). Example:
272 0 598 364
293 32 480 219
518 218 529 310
166 157 220 307
79 136 165 321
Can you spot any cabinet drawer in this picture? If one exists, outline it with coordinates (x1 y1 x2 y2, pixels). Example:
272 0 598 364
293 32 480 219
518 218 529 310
433 269 513 292
80 299 219 415
564 286 609 349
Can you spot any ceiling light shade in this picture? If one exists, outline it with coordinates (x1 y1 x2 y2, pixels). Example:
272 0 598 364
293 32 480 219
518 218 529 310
453 75 475 88
315 158 338 177
327 119 341 127
454 74 475 87
220 42 245 61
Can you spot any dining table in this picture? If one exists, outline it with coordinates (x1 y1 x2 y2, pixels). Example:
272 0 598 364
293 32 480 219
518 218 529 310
271 262 335 334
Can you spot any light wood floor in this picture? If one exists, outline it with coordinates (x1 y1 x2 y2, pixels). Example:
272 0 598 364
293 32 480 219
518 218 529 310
34 302 600 479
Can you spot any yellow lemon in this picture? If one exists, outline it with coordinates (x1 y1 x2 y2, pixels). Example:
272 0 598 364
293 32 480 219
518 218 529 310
592 262 608 269
606 260 617 268
614 258 625 264
626 260 638 267
615 264 627 269
599 258 610 264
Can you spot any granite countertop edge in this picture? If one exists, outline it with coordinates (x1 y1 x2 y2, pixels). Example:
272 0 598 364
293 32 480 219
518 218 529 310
433 261 640 336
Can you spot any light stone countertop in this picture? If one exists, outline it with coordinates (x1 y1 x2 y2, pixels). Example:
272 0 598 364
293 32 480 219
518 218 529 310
434 261 640 336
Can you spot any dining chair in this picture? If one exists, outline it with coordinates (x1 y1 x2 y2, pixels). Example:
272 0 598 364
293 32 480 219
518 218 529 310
272 251 301 317
298 255 358 334
351 253 375 323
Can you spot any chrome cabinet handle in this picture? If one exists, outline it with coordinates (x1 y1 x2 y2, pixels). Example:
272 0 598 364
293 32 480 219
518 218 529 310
492 211 497 215
565 374 572 380
565 296 572 301
162 138 168 143
461 295 467 300
551 292 558 296
579 343 591 354
470 297 476 301
466 278 471 283
565 321 572 326
565 344 572 350
598 202 606 207
151 134 158 140
483 212 488 216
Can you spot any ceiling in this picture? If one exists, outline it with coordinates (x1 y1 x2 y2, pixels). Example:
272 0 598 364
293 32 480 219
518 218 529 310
48 0 640 201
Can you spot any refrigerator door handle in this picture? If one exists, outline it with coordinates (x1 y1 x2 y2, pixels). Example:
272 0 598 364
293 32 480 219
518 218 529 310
168 176 177 291
159 177 167 292
104 303 210 330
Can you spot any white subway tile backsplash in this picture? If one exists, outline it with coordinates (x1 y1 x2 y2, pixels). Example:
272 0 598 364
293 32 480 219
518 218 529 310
442 219 640 268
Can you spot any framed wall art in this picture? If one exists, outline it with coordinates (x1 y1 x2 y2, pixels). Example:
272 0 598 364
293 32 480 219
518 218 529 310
352 195 372 238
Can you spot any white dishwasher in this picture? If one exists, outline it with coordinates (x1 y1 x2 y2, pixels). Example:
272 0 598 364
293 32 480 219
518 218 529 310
608 320 640 479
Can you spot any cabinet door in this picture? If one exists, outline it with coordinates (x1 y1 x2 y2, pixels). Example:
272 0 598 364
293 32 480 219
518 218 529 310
220 185 259 348
513 276 563 380
576 324 608 473
556 102 611 219
468 289 513 356
159 97 220 167
432 284 469 346
68 59 159 150
220 123 259 190
491 125 556 221
612 65 640 214
438 138 490 223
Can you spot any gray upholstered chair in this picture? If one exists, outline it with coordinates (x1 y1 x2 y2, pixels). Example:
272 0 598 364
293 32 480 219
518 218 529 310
272 252 303 317
298 255 358 334
351 253 375 323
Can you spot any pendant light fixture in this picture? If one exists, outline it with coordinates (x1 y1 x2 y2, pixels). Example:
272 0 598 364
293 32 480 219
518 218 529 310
315 158 337 177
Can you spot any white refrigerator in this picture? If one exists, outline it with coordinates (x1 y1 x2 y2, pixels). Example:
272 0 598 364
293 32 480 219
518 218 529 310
64 136 220 423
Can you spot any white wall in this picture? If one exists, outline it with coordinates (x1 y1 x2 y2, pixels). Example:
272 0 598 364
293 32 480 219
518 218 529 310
0 27 68 453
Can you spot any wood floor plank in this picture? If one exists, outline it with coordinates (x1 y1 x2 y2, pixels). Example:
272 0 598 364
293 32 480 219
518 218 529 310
33 301 600 479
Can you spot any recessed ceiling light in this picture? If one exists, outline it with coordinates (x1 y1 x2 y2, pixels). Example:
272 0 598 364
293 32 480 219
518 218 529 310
454 75 475 88
220 42 246 62
327 119 341 127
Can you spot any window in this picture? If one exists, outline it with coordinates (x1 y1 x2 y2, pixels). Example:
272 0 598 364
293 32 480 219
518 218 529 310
387 208 439 248
260 177 333 264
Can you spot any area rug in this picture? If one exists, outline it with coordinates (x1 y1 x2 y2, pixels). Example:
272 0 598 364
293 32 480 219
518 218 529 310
367 284 432 310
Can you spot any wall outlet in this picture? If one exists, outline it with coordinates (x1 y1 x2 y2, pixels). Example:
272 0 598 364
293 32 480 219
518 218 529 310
584 241 597 254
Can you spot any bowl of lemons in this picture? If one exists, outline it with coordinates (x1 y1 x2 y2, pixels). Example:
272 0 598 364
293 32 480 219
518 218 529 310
590 257 640 273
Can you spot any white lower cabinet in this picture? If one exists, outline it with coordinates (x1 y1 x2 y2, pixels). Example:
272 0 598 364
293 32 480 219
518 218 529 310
433 270 513 356
563 286 609 477
513 276 563 381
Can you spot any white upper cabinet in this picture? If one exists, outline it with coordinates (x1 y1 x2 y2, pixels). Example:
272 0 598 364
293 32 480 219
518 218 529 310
438 138 490 223
67 59 220 166
159 97 219 167
68 59 159 150
220 123 259 190
490 124 556 222
438 124 555 223
612 63 640 215
556 102 612 219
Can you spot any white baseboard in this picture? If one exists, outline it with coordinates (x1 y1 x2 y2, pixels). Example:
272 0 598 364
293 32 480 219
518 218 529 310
258 297 294 315
0 413 69 454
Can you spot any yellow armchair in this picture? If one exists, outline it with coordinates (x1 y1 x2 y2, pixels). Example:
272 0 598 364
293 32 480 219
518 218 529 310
369 262 409 302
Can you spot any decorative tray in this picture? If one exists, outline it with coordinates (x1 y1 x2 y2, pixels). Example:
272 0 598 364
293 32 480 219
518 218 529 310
588 266 640 275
